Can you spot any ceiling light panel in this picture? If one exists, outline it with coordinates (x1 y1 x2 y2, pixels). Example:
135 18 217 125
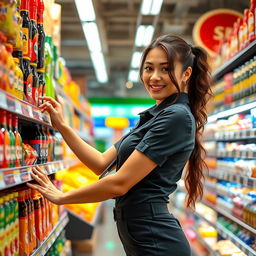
131 51 142 68
82 22 102 52
75 0 95 21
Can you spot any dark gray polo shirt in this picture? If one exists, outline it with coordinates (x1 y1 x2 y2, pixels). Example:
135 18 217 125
114 93 196 207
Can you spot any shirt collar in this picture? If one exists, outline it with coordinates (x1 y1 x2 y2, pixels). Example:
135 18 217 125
139 93 190 117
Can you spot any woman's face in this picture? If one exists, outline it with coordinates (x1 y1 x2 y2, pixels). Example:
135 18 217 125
142 47 189 105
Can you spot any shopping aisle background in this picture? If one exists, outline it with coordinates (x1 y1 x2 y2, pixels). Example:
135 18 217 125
74 200 125 256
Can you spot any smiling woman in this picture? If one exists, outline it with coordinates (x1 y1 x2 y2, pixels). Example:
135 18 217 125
28 34 212 256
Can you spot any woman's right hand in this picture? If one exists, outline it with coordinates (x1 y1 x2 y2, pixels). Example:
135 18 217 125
39 96 66 130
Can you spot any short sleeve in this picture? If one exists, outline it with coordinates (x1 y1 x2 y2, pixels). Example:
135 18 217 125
135 107 194 167
114 137 123 150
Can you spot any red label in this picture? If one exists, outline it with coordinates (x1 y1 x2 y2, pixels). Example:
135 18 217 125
32 87 38 106
31 33 38 63
193 9 243 56
24 74 33 104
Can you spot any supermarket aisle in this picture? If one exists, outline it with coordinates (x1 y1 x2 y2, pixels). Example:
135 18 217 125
93 200 125 256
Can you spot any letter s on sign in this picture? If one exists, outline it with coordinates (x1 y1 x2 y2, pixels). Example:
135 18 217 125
213 26 224 40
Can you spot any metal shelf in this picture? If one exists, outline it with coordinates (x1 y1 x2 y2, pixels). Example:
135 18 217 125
212 40 256 80
0 158 79 190
31 212 69 256
193 206 256 256
208 171 256 188
216 150 256 159
0 89 51 127
202 200 256 236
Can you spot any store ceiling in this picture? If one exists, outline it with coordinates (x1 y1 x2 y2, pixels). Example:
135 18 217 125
56 0 247 98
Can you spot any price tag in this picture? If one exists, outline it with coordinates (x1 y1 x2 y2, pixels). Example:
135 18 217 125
0 172 4 189
7 96 15 112
27 105 33 118
20 168 30 182
33 109 39 120
13 170 21 184
15 101 22 114
3 170 15 186
38 111 43 121
248 151 253 158
27 167 32 180
0 91 7 109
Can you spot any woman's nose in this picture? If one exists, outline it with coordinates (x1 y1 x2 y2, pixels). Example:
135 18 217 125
150 70 161 81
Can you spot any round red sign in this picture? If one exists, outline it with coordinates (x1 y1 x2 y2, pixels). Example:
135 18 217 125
193 9 243 56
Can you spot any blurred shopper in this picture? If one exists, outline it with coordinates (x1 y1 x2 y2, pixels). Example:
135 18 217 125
28 34 212 256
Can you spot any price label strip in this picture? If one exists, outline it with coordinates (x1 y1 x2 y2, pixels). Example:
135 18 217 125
3 170 15 186
15 100 22 114
0 171 4 189
0 90 7 109
6 96 15 112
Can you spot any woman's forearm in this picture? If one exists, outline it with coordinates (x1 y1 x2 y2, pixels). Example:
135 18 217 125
60 175 124 204
58 124 104 173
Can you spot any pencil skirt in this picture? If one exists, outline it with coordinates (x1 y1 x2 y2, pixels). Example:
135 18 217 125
113 203 191 256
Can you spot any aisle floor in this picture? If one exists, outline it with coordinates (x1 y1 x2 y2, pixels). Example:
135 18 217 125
93 200 125 256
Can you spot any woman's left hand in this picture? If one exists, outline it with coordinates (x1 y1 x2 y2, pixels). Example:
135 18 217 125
27 166 65 205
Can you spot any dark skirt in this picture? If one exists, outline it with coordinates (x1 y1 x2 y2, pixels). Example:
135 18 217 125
113 203 191 256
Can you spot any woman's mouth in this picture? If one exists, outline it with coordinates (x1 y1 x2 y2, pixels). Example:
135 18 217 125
149 84 165 92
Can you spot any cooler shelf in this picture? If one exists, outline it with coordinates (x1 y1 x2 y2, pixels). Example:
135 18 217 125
0 89 51 127
31 212 69 256
0 158 79 190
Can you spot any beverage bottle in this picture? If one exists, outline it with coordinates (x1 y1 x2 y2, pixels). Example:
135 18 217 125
29 125 42 164
7 112 16 168
46 128 53 162
3 195 11 256
13 57 23 100
0 32 8 91
20 0 32 60
12 115 22 167
37 0 45 70
27 189 37 249
45 36 55 98
249 0 256 42
31 190 43 242
13 0 23 54
38 194 46 239
22 57 33 104
37 69 46 106
5 44 16 97
18 190 29 256
41 126 48 163
0 110 11 168
29 0 38 65
12 51 25 100
0 117 4 168
9 193 15 256
0 197 5 256
31 63 39 106
243 9 249 48
13 192 19 256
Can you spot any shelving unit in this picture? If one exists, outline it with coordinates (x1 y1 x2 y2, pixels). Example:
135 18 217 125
31 212 69 256
0 158 79 190
208 171 256 188
0 89 51 126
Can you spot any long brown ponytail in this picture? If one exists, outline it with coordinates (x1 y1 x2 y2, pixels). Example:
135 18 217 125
139 35 212 209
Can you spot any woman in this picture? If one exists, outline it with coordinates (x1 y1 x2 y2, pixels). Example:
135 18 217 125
28 34 212 255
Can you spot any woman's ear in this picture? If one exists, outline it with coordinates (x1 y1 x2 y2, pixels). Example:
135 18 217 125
182 67 192 83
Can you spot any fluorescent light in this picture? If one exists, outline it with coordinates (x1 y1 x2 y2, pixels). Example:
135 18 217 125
143 26 154 46
82 22 102 52
75 0 95 21
91 51 108 83
135 25 154 47
208 101 256 123
141 0 163 15
141 0 152 15
128 70 139 82
151 0 163 15
131 51 142 68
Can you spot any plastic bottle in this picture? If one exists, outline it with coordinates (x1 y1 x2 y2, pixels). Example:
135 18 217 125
30 125 43 164
9 193 15 255
0 118 4 168
243 9 249 48
5 44 16 97
20 0 32 60
0 110 11 168
0 197 5 256
7 112 16 168
29 0 38 65
37 0 45 70
39 194 46 239
37 69 46 106
0 32 8 91
18 190 29 256
28 189 37 249
13 57 24 99
3 195 11 256
249 0 256 42
31 63 39 106
12 115 22 167
45 36 55 98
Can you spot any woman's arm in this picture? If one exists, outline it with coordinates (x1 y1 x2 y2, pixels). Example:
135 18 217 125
39 96 116 174
27 149 157 204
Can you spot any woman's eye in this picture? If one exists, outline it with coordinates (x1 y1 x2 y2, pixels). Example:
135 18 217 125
162 67 169 72
144 66 152 71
